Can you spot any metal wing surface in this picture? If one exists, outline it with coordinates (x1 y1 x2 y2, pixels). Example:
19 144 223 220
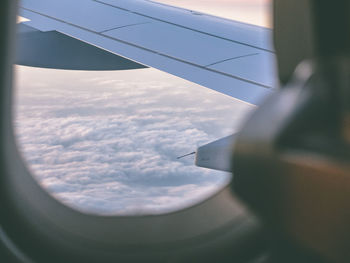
19 0 278 105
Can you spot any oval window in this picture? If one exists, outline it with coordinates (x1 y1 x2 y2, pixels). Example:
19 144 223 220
14 0 271 215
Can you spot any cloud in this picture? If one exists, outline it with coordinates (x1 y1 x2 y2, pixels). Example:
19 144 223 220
14 66 253 215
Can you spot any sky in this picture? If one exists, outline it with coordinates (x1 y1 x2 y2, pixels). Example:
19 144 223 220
14 0 271 215
155 0 272 27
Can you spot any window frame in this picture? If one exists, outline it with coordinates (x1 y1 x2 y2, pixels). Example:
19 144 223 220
0 1 264 262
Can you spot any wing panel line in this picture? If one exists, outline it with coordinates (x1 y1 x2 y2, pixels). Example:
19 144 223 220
204 53 259 68
99 22 152 34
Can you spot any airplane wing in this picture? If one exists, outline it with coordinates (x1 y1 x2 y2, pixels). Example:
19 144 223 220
18 0 278 105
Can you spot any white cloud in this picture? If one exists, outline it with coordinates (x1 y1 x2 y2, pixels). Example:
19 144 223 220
14 66 253 215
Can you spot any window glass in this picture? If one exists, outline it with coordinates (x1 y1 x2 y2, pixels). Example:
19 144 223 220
14 0 271 215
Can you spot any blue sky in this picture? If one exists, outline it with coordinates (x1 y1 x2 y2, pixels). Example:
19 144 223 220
14 0 269 215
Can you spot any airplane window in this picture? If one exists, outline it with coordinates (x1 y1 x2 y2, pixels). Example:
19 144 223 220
13 0 271 215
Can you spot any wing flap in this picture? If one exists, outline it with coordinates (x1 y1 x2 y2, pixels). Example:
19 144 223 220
208 53 278 88
19 0 277 105
104 22 257 67
97 0 274 52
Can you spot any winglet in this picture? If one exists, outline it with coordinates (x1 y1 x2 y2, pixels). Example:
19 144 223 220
195 134 236 172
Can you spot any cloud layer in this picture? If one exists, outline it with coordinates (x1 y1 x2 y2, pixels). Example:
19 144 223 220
14 66 253 215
